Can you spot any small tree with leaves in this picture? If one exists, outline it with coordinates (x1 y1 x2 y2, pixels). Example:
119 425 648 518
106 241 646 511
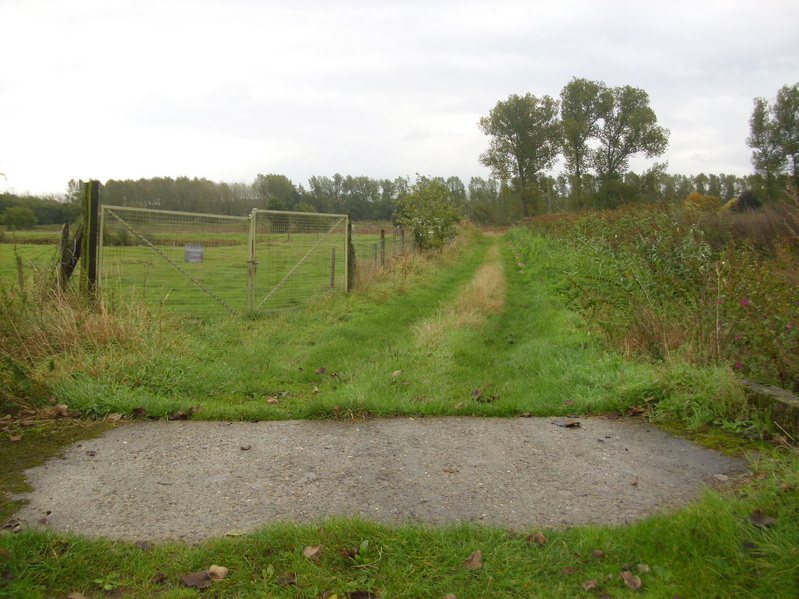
1 205 38 230
393 177 461 249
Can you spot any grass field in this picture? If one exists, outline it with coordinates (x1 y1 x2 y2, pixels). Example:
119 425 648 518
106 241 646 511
1 225 797 598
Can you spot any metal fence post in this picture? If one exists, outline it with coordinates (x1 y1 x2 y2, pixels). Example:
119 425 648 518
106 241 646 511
330 247 336 288
346 215 354 292
247 208 258 312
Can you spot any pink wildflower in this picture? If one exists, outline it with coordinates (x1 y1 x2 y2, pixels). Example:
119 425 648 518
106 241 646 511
740 297 750 307
735 361 743 368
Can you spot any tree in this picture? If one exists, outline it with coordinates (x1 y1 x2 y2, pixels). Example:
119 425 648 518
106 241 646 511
393 177 461 249
253 174 298 211
773 83 799 184
747 96 786 201
478 93 561 217
560 77 611 198
1 205 38 230
590 85 669 183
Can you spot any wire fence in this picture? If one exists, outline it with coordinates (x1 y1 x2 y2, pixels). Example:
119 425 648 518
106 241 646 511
99 206 350 316
350 223 416 266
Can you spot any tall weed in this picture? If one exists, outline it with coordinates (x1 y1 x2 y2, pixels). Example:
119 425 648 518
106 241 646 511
520 201 799 392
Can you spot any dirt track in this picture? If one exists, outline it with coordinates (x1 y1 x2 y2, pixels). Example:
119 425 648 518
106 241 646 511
12 417 745 543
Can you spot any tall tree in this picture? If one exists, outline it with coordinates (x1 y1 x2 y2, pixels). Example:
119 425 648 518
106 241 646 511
590 85 669 183
478 93 561 217
560 77 611 197
747 96 786 202
773 83 799 184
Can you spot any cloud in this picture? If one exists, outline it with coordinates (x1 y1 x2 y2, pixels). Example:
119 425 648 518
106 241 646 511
1 0 798 195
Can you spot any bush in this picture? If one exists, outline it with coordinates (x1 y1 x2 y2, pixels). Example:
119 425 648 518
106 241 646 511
1 206 38 230
393 177 461 249
520 201 799 391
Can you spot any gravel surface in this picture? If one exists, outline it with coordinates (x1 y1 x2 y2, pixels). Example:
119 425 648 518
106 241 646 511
13 417 745 543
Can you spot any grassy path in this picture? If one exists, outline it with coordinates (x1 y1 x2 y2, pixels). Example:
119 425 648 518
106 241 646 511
55 232 656 421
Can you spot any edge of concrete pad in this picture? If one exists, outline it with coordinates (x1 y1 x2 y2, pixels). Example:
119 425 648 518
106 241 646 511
741 379 799 436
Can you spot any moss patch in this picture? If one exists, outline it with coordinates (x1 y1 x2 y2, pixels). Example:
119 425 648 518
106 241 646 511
0 417 111 521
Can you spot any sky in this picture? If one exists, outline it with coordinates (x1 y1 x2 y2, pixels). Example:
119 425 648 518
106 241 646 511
1 0 798 197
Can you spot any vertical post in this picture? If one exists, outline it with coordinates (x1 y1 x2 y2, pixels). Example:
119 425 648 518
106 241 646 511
80 180 100 293
380 229 386 266
247 209 258 312
345 215 354 292
15 255 24 289
330 247 336 288
401 228 405 253
58 223 70 290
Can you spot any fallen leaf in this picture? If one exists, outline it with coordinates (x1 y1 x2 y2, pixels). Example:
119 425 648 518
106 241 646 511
552 418 580 428
631 477 639 486
526 532 547 547
181 570 213 589
277 572 297 586
168 411 188 421
339 545 359 558
267 397 279 404
413 395 432 403
637 564 650 573
150 572 167 584
620 571 642 590
54 404 69 417
208 565 228 580
442 595 458 599
582 579 598 591
240 445 252 451
606 411 621 420
347 591 378 599
392 370 403 377
749 509 778 529
313 387 320 394
563 398 575 405
318 592 339 599
85 450 97 457
462 550 482 570
67 593 89 599
131 407 147 418
303 545 324 561
7 436 21 443
315 367 327 374
106 413 123 422
225 529 247 537
443 467 459 473
518 412 533 418
562 566 574 575
37 510 52 525
470 389 483 400
134 541 151 551
592 550 604 559
454 401 463 410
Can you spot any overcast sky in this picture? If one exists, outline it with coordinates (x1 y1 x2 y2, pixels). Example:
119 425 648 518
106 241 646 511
1 0 797 197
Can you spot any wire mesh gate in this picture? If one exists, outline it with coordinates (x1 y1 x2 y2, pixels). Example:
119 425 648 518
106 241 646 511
99 206 349 316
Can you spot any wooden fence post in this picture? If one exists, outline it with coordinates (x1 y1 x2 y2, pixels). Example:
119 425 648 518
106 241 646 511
380 229 386 266
80 180 100 293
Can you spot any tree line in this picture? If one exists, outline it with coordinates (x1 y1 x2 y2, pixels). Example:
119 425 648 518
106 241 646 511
1 80 795 229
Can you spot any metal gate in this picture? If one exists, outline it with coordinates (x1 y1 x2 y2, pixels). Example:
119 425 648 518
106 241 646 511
99 206 350 316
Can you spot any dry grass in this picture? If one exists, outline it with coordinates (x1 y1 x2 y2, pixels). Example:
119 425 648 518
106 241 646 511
414 242 506 346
